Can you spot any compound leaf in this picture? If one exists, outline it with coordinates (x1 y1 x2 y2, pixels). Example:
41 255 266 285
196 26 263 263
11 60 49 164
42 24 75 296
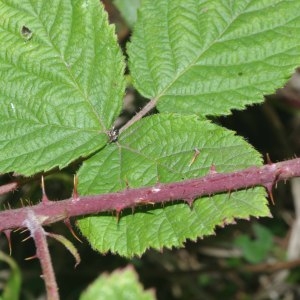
0 0 125 175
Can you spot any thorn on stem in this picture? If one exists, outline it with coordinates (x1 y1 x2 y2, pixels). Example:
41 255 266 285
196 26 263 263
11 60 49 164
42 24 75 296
21 235 32 242
20 228 29 234
115 209 121 223
64 218 82 243
209 164 217 175
72 175 79 200
41 176 49 203
25 254 38 261
266 153 272 164
264 183 275 205
184 198 194 209
227 190 232 199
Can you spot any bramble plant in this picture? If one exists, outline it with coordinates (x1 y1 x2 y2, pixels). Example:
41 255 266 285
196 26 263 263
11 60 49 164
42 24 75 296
0 0 300 298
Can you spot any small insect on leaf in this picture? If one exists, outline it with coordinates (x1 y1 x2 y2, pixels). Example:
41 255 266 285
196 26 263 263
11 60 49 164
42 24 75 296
108 127 119 143
21 25 33 41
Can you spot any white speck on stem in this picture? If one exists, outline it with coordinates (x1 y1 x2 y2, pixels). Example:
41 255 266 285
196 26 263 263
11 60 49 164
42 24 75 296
72 197 80 203
151 187 161 193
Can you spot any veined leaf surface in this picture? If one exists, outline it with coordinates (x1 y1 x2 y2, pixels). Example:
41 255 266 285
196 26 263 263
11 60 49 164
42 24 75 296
0 0 125 175
77 114 270 257
128 0 300 116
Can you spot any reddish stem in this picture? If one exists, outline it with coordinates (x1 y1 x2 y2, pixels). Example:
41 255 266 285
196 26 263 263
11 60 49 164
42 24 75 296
0 158 299 231
24 210 59 300
0 181 18 196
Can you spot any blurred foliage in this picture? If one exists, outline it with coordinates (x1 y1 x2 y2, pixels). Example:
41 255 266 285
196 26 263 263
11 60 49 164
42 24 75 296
234 223 274 264
80 266 155 300
0 251 21 300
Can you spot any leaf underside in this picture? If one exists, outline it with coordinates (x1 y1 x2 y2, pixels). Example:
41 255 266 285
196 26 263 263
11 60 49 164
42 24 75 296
77 114 269 257
128 0 300 116
0 0 125 175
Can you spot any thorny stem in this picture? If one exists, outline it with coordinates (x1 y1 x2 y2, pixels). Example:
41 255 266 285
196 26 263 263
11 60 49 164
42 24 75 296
118 98 157 134
1 158 300 231
24 210 59 300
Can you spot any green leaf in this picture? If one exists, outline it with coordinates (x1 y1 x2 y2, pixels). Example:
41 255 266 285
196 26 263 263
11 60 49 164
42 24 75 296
80 266 155 300
113 0 140 28
77 114 270 257
234 223 274 263
0 251 21 300
128 0 300 116
0 0 125 175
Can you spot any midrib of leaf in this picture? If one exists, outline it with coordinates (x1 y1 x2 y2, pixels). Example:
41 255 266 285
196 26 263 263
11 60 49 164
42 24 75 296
154 1 253 103
71 5 107 130
46 14 108 131
0 0 107 130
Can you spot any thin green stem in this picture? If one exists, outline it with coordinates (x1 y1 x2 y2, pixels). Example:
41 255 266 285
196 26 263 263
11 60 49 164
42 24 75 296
118 98 157 134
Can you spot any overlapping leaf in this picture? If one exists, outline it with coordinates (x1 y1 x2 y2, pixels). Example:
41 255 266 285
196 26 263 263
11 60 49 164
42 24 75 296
128 0 300 116
80 266 155 300
77 114 270 257
113 0 140 28
0 0 125 175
